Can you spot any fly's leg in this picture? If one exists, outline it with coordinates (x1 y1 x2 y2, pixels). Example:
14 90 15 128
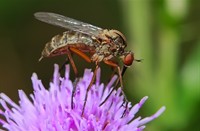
59 59 69 73
59 58 80 103
100 60 125 105
82 63 99 117
105 65 118 84
114 65 127 87
65 47 79 109
115 59 142 86
68 47 92 111
66 48 78 77
69 47 91 63
100 60 129 117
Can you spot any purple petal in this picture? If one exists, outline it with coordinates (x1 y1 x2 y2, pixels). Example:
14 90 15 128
0 64 165 131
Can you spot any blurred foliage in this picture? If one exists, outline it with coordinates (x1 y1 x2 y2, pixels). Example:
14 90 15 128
0 0 199 131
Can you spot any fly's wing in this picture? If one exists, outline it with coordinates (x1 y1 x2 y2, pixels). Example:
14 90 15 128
34 12 103 37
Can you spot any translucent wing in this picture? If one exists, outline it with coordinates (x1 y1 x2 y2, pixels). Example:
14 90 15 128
34 12 103 36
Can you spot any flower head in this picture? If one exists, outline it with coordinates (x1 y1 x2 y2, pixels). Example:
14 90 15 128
0 64 165 131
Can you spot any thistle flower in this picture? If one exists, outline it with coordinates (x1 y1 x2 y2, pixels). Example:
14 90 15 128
0 64 165 131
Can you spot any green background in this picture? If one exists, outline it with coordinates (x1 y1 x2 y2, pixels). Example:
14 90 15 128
0 0 199 130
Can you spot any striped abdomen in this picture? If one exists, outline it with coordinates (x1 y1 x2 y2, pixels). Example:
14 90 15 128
40 31 96 58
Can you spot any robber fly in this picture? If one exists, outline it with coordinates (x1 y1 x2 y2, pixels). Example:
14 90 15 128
34 12 139 116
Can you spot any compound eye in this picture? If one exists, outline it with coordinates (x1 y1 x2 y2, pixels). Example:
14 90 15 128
123 53 134 67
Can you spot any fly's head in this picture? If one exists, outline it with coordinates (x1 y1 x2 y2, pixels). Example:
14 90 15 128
120 51 134 67
106 30 134 67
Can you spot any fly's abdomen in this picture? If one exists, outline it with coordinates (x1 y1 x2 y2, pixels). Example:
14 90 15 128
53 31 94 49
41 31 95 58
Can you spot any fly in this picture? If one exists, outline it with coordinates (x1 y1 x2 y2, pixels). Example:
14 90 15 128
34 12 140 116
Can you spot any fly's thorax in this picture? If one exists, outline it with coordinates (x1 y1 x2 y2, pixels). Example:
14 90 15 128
91 29 128 62
107 30 127 57
91 43 110 62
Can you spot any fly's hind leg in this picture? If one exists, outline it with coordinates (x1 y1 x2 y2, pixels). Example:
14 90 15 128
59 58 70 73
65 47 79 109
82 63 99 117
68 47 92 112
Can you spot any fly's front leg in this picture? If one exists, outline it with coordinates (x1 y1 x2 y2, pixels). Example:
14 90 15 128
103 60 124 88
101 60 128 117
106 59 119 84
99 60 122 106
114 65 128 88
